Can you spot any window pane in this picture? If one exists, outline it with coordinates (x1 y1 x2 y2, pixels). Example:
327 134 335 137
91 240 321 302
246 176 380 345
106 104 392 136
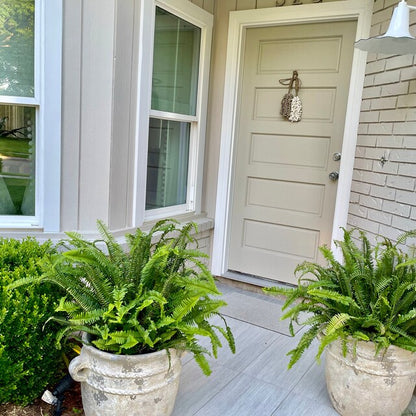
0 0 35 97
146 118 190 210
151 7 201 116
0 105 35 215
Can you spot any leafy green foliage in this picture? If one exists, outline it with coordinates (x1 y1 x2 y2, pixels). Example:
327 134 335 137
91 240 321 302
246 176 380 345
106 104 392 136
12 220 235 375
264 228 416 368
0 238 65 405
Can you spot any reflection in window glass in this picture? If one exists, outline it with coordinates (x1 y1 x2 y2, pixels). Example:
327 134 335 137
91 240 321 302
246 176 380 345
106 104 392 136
0 105 35 215
0 0 35 97
151 7 201 116
146 118 190 210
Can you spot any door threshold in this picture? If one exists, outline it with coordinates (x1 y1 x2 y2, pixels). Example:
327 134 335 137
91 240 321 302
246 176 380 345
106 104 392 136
221 270 296 289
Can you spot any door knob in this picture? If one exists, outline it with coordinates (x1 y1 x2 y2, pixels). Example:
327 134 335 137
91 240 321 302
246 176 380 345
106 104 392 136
329 171 339 181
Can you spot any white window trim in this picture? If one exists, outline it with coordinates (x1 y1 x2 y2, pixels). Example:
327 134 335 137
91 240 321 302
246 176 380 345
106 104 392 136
0 0 62 231
133 0 213 226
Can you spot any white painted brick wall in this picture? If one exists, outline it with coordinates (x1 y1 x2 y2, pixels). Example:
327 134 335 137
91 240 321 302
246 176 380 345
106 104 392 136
370 184 396 200
347 1 416 240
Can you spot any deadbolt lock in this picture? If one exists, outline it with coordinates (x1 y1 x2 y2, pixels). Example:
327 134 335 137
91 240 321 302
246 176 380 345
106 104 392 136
333 152 341 161
329 171 339 181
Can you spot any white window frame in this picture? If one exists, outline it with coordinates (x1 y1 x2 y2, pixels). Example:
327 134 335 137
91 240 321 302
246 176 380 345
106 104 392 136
0 0 62 231
133 0 213 226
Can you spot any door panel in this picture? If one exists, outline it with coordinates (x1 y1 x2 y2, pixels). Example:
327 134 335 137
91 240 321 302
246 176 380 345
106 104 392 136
247 178 325 215
254 87 337 122
228 20 357 285
258 37 343 73
250 134 330 168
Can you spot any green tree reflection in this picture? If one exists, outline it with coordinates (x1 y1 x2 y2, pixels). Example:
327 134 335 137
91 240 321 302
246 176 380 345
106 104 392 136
0 0 34 97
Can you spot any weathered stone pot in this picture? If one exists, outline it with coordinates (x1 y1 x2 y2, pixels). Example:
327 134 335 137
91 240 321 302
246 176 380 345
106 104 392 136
325 338 416 416
69 343 182 416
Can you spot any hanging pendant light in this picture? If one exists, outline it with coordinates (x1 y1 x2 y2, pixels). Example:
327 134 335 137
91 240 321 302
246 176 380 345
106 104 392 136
355 0 416 55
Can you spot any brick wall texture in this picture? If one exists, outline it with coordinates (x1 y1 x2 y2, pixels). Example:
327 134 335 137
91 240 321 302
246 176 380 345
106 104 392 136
348 0 416 243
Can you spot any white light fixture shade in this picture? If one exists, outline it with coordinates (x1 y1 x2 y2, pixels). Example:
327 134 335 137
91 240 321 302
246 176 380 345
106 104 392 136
355 0 416 55
384 1 412 37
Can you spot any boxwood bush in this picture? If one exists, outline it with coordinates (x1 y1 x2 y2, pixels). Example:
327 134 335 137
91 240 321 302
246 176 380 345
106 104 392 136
0 237 65 405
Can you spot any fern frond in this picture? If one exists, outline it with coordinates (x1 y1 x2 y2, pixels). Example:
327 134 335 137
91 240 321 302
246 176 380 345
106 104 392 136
6 275 44 290
199 321 222 358
316 330 344 362
55 297 81 314
287 325 320 368
184 299 227 324
212 321 236 354
96 220 125 264
140 246 170 290
325 313 352 335
193 352 211 376
172 296 201 321
306 288 357 307
173 275 220 296
352 331 370 341
69 307 108 325
389 325 416 345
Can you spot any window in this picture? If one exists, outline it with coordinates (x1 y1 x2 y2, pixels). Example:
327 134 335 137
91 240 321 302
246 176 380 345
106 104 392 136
0 1 35 217
0 0 62 229
0 105 36 216
146 118 190 210
146 7 201 212
135 0 213 223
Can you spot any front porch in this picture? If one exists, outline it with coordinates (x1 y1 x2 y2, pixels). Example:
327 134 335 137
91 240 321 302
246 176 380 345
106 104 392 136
172 282 416 416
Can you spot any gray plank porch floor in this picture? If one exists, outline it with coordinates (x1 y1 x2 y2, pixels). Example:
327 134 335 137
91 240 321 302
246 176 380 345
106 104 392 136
172 282 416 416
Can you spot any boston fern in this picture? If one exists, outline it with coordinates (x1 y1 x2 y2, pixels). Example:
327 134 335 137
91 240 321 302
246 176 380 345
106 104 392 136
265 228 416 368
11 220 235 375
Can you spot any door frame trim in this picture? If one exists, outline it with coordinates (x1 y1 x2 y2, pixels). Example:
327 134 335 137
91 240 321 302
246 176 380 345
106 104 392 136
212 0 373 277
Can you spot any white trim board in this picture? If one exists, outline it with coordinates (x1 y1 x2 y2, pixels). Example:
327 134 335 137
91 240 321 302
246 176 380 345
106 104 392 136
211 0 373 277
41 0 63 232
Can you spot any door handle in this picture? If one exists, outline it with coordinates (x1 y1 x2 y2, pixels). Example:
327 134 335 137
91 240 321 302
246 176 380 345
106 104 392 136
329 171 339 181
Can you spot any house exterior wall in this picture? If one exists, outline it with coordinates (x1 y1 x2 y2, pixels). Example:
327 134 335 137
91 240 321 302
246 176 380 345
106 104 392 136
60 0 360 236
347 0 416 243
190 0 214 13
205 0 416 249
57 0 415 265
61 0 212 234
61 0 116 232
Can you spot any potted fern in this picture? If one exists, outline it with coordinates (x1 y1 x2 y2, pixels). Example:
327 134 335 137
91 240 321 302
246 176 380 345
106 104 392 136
12 219 235 416
265 228 416 416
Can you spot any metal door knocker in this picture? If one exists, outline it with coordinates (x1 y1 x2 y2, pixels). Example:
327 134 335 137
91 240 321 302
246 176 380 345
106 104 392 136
279 70 303 122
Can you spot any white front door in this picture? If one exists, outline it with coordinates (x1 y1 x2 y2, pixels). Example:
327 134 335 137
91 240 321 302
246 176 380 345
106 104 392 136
227 20 357 285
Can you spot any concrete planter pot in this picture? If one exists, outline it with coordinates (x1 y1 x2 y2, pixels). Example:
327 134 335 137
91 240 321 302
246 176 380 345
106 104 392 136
69 343 182 416
325 338 416 416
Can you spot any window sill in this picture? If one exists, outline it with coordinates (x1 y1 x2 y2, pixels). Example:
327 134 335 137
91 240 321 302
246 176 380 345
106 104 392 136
0 213 214 243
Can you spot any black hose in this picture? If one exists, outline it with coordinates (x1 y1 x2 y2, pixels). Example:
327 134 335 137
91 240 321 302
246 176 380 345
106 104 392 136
51 374 75 416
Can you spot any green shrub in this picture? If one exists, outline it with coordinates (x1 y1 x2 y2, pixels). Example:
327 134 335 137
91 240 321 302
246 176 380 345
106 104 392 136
0 237 65 405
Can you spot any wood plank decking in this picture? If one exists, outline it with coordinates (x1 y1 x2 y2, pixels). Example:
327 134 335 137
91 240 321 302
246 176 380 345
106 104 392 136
172 282 416 416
